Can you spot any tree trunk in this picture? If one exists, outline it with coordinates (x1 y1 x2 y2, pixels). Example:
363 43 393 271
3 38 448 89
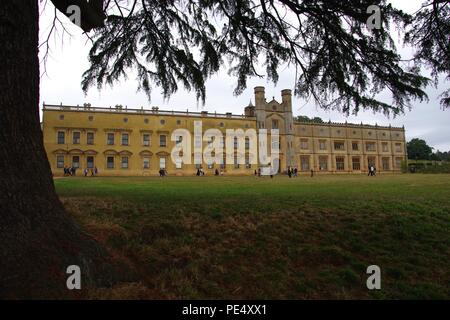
0 0 111 299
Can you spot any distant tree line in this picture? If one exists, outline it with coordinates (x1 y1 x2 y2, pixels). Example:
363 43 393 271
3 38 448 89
407 138 450 161
294 115 324 123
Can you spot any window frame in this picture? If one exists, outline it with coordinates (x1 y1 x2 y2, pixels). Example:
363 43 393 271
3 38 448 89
57 131 65 144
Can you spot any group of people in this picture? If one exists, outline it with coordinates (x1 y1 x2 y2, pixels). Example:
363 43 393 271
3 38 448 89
287 167 299 178
368 165 377 176
196 168 224 176
63 166 77 176
63 166 98 177
196 168 205 176
159 169 168 177
83 167 98 177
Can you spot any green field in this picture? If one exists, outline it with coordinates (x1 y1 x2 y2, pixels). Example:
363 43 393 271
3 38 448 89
55 174 450 299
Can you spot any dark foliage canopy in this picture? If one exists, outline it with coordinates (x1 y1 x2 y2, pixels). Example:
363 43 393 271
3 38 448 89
407 138 434 160
50 0 449 115
404 0 450 109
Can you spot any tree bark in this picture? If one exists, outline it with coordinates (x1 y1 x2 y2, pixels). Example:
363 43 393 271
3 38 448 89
0 0 111 299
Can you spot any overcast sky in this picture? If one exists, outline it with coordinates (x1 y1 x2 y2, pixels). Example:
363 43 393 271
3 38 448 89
38 0 450 151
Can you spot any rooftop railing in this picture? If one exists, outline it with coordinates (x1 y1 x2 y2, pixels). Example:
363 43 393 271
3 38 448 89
43 104 254 120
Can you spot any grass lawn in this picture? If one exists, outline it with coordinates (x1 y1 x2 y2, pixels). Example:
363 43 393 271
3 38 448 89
55 174 450 299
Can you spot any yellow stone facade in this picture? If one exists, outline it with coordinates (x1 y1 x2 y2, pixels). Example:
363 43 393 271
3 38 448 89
42 87 407 176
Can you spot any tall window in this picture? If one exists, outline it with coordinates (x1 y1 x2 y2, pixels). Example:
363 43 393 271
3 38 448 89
72 156 80 168
300 156 310 171
234 137 238 149
382 142 389 152
272 119 279 129
121 156 129 169
121 133 129 146
143 157 150 169
245 155 251 168
319 156 328 171
382 158 390 170
159 157 166 169
334 141 345 150
272 138 280 150
143 134 150 146
395 143 402 153
160 135 167 147
352 142 359 151
107 133 115 145
86 156 94 169
107 156 114 169
72 132 80 144
56 155 64 168
57 131 65 144
336 156 345 171
220 154 226 169
245 137 250 149
352 157 361 170
87 132 94 145
234 155 240 169
395 157 402 169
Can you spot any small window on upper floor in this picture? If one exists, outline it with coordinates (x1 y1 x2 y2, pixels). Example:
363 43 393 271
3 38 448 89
87 132 94 145
72 132 81 144
143 133 150 146
301 139 309 150
107 133 115 145
121 133 129 146
366 142 376 152
334 141 345 150
57 131 65 144
160 135 167 147
319 140 327 150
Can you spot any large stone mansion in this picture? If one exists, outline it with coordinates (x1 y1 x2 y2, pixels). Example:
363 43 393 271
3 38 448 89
42 86 407 176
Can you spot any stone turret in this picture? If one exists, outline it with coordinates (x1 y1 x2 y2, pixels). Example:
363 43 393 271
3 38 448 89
254 86 266 109
281 89 292 112
244 100 255 117
254 86 266 129
281 89 295 168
